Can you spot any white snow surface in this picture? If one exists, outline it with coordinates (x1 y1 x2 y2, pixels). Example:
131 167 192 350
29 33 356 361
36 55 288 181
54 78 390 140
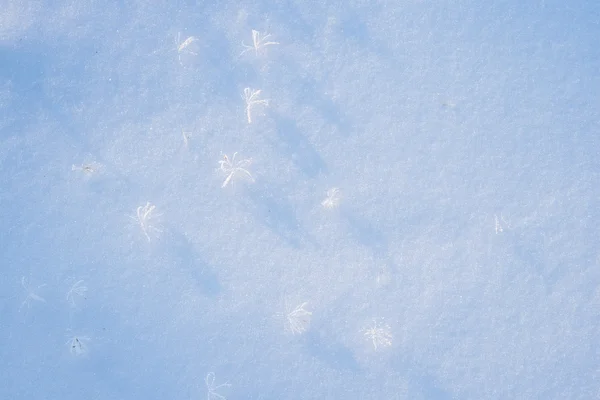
1 1 599 399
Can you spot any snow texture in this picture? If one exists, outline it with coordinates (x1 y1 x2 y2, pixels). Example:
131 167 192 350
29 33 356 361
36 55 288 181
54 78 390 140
1 1 599 399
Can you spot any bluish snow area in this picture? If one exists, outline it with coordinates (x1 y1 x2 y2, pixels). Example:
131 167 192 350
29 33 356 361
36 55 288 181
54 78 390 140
1 1 599 399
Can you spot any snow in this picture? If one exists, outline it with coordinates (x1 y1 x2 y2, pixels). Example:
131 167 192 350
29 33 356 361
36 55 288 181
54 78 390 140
1 1 599 399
